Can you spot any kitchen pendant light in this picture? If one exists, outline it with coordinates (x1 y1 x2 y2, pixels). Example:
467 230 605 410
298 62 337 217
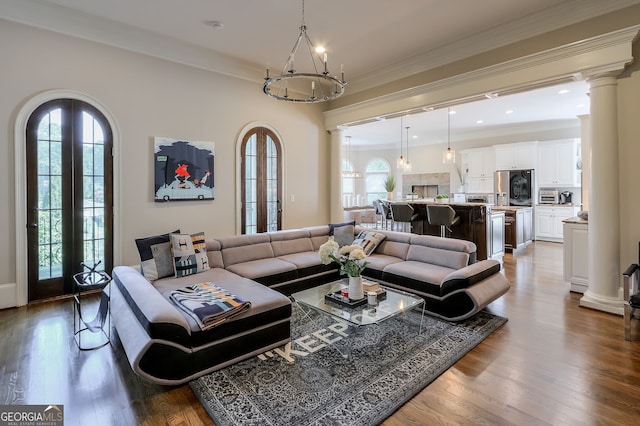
404 126 412 171
396 116 405 169
342 136 361 178
443 107 456 164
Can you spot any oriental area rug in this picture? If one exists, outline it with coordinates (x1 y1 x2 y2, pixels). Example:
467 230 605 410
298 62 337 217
190 303 507 426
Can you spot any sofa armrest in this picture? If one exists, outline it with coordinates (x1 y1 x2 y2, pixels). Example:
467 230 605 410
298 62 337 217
112 266 191 338
440 259 502 296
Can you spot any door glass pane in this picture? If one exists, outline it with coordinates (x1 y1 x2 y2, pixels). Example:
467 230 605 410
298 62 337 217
266 136 278 231
36 109 63 279
245 135 257 234
82 111 106 271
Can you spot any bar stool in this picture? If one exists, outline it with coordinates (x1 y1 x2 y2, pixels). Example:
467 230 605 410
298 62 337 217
427 205 460 238
623 262 640 341
390 203 419 233
379 200 392 230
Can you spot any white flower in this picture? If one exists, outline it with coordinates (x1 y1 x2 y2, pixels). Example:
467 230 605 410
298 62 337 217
319 237 339 265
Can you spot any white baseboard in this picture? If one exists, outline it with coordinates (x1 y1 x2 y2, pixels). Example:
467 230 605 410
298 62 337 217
0 283 17 309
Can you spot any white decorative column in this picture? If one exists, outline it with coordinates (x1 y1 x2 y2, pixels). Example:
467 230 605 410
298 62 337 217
577 114 590 211
581 75 623 315
329 127 344 223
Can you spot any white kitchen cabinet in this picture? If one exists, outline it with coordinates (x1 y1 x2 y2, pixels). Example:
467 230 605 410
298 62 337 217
563 219 589 293
467 177 493 193
461 147 494 193
494 142 537 170
535 206 580 242
463 147 494 178
537 139 581 187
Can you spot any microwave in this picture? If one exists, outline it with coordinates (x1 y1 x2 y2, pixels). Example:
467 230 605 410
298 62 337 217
539 190 559 204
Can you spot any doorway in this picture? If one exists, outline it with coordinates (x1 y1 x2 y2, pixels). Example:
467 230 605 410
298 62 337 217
25 99 113 301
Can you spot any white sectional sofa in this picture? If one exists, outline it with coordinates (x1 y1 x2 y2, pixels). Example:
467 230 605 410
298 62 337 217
110 225 510 385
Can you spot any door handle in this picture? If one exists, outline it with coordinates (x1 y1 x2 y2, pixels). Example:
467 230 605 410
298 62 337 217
27 223 38 228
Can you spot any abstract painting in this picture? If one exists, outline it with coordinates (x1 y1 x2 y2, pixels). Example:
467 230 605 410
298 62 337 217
154 137 215 201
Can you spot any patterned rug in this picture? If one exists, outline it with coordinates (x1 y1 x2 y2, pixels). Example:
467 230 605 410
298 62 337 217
190 303 507 426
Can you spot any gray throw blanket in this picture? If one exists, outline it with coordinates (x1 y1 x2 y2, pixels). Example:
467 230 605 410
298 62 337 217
170 282 251 330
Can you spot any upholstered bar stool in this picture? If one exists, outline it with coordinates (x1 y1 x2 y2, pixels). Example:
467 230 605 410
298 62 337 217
390 203 419 233
427 205 460 238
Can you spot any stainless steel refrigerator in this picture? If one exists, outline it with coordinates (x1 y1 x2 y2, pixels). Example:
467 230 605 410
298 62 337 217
494 169 534 206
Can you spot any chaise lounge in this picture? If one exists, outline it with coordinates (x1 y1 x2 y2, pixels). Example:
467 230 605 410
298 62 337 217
110 224 510 384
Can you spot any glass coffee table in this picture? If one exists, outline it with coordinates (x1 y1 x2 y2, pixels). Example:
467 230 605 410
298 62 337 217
291 279 425 328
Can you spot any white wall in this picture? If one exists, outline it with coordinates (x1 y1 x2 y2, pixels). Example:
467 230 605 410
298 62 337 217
0 20 330 289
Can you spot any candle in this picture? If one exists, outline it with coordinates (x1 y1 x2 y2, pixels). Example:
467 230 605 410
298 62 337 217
312 81 315 90
323 53 328 64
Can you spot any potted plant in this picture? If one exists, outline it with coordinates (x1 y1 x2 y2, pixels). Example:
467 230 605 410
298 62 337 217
435 193 450 203
383 175 396 200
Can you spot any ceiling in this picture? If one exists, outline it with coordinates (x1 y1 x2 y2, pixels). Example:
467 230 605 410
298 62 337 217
3 0 637 147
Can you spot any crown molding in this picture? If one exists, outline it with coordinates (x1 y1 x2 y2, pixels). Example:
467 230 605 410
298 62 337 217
324 25 640 130
2 0 639 91
0 0 264 83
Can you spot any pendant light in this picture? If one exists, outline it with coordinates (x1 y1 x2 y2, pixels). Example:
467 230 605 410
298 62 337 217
404 126 412 171
396 116 405 169
443 107 456 164
342 136 361 178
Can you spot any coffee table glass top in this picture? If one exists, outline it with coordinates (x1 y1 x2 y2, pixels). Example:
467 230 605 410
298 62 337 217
291 279 424 326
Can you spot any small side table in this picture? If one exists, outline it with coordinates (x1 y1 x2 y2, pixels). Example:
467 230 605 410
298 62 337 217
73 270 111 350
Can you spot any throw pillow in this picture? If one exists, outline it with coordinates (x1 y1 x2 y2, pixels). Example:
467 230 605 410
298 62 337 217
329 221 356 247
135 230 180 281
352 230 386 256
170 232 210 277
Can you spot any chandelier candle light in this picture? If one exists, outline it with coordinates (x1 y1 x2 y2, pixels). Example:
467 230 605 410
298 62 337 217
263 0 346 103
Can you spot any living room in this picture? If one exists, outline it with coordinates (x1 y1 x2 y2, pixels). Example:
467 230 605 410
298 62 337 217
1 1 640 425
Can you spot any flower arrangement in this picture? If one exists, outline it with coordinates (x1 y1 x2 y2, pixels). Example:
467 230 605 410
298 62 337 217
319 237 368 277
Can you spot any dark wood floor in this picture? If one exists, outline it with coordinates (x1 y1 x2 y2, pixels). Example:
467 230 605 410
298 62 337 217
1 241 639 425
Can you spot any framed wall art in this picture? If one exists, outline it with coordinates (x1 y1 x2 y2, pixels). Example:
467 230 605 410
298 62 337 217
154 137 215 201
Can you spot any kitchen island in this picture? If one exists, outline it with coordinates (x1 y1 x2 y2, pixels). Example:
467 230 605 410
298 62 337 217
393 200 503 261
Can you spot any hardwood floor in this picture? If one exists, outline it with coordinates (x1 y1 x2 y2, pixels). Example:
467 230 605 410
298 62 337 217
1 241 639 425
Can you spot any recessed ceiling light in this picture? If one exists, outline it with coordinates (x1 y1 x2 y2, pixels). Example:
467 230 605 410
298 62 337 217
449 110 456 115
315 46 325 54
204 20 224 30
412 135 418 139
505 110 514 114
558 89 570 94
476 120 484 124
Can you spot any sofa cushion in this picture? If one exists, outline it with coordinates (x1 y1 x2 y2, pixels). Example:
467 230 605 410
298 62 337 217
170 232 210 277
218 234 274 267
225 258 297 286
303 225 331 250
278 251 338 278
205 239 224 269
329 221 356 247
352 230 386 255
135 229 180 281
118 266 291 348
382 261 455 296
406 244 469 270
269 229 314 256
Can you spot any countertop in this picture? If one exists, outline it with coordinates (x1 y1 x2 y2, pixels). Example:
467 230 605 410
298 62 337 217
563 216 588 224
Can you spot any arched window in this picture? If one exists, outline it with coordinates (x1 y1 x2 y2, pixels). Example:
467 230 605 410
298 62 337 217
240 127 283 234
26 99 113 301
365 158 390 204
